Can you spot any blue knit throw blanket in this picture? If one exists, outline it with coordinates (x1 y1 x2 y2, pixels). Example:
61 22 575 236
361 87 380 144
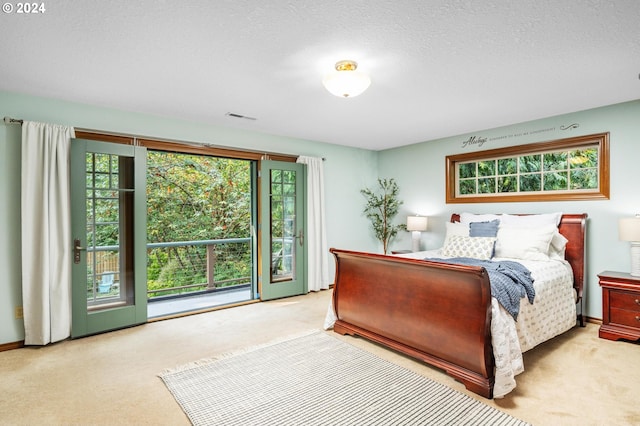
425 257 535 320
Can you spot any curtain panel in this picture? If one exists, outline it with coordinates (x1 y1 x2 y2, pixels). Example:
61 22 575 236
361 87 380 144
296 156 330 292
21 121 75 345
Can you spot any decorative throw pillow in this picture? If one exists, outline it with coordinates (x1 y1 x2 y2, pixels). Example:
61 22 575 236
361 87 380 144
494 225 557 261
441 235 496 260
443 222 469 246
469 219 500 237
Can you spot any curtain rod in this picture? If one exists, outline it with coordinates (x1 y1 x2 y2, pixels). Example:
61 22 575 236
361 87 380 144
4 116 23 125
4 116 327 160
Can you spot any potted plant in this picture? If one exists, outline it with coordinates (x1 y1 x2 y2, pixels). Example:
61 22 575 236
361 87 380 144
361 178 404 254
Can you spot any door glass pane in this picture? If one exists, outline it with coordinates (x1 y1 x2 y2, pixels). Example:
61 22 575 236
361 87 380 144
270 168 296 282
145 151 254 307
86 153 133 308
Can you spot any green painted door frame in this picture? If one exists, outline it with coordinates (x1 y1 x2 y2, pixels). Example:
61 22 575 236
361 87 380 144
259 160 307 300
70 139 147 337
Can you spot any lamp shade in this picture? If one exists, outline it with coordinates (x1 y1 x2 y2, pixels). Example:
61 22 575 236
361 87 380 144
619 215 640 241
323 60 371 98
407 216 428 232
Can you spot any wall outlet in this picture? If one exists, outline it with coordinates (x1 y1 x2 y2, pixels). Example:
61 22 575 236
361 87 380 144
15 306 23 319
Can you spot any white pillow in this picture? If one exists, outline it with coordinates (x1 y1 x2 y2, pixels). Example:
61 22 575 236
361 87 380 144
443 222 469 246
441 235 496 260
459 212 502 224
500 212 563 228
549 231 569 260
495 225 557 261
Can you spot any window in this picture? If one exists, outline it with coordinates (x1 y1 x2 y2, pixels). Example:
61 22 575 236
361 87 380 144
446 133 609 203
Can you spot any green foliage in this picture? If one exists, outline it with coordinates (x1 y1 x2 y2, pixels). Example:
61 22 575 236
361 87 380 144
459 179 476 195
459 162 476 179
520 174 541 192
478 160 495 177
478 178 496 193
456 145 600 197
519 155 541 173
498 158 517 175
498 176 517 192
360 178 404 254
87 150 253 298
569 148 598 169
544 171 568 191
570 169 598 189
147 152 251 242
145 151 252 295
544 152 567 171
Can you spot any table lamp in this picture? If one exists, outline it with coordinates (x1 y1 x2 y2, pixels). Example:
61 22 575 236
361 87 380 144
406 215 428 252
619 214 640 276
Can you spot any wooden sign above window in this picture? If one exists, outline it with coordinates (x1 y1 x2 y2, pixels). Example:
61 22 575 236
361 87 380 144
445 132 610 203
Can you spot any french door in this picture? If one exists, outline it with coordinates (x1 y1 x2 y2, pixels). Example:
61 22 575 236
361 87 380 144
70 139 147 338
260 161 307 300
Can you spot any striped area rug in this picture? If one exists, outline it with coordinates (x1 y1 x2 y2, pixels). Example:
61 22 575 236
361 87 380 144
160 331 529 426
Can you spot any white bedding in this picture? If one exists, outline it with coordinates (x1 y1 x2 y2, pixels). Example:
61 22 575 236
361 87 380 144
323 248 576 398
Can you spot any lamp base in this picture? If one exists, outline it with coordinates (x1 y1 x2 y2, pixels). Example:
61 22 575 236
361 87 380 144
411 231 421 253
631 243 640 277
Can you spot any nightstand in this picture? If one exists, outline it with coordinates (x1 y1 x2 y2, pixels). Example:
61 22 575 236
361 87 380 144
598 271 640 342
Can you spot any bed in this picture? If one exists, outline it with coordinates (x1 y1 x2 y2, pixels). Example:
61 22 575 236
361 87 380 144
325 213 587 399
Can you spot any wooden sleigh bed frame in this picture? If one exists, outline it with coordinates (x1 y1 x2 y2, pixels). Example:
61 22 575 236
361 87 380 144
330 213 587 399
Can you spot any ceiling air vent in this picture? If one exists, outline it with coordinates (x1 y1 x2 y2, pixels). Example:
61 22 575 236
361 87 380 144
225 112 257 121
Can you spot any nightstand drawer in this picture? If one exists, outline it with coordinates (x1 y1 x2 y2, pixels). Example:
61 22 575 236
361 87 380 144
598 271 640 341
610 307 640 328
609 291 640 312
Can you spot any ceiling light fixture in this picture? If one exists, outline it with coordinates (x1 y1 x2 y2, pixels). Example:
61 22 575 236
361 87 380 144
322 60 371 98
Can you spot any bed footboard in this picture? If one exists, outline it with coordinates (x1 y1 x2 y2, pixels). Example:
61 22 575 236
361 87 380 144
330 248 495 398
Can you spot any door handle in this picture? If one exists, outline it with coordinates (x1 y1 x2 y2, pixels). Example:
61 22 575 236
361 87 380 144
297 229 304 247
74 238 85 264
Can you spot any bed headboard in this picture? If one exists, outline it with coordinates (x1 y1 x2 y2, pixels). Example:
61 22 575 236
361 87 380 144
451 213 588 326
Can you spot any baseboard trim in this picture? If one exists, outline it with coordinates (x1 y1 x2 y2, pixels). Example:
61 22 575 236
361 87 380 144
0 340 24 352
0 314 603 351
586 316 602 325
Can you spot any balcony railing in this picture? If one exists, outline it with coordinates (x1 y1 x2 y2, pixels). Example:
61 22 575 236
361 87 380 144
87 238 252 299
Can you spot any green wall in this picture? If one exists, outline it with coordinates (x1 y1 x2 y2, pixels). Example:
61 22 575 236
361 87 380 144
3 90 637 345
379 99 640 319
0 90 379 345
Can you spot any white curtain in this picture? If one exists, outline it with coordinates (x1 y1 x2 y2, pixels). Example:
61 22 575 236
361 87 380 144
296 156 330 291
21 121 75 345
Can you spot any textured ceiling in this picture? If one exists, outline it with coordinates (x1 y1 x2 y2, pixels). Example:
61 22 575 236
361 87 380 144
1 0 639 150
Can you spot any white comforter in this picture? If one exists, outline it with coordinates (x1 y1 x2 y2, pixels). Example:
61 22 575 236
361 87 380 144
323 249 576 398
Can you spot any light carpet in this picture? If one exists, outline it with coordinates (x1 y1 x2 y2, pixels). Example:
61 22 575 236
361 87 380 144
159 330 529 426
